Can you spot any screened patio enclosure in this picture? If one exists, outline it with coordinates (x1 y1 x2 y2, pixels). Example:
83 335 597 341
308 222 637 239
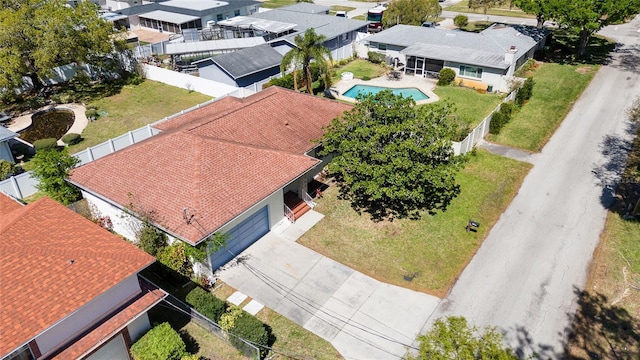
404 55 443 77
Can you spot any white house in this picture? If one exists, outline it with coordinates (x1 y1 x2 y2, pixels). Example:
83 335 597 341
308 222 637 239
366 24 548 92
0 194 166 360
68 87 352 275
0 127 17 163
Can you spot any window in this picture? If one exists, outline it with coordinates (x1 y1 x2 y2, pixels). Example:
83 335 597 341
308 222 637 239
459 65 483 79
216 14 223 21
6 345 34 360
377 43 387 50
342 33 349 41
234 10 240 16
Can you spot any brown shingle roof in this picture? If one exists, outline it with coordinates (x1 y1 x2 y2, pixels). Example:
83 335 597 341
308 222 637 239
70 87 351 245
0 195 155 357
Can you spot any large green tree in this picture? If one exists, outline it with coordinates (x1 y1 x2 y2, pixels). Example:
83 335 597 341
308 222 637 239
382 0 442 27
0 0 119 92
549 0 640 56
410 317 518 360
513 0 554 28
31 148 81 205
280 28 332 94
318 91 465 220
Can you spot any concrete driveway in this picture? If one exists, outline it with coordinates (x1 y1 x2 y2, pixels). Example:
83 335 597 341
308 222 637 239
217 211 440 360
422 18 640 357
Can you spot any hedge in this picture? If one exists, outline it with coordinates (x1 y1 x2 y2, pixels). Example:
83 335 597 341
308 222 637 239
33 138 58 151
61 133 82 145
367 51 386 64
229 311 269 351
130 323 186 360
437 68 456 86
185 286 226 322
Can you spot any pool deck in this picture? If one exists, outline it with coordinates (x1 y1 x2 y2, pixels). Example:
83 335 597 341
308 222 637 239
332 73 440 105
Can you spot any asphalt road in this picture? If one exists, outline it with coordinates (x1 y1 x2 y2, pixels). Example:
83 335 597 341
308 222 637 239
422 17 640 357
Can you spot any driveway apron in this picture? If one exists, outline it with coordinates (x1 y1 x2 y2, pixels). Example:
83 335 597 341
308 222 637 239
217 211 441 360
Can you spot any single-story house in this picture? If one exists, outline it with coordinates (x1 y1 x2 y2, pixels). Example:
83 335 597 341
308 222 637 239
365 24 549 92
0 194 166 360
0 127 18 163
108 0 262 34
238 5 369 61
194 43 283 89
68 87 352 274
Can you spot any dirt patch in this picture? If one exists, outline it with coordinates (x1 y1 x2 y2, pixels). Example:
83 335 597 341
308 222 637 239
575 66 594 74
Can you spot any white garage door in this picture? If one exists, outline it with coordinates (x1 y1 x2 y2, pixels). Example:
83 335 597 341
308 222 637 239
209 206 269 270
85 334 128 360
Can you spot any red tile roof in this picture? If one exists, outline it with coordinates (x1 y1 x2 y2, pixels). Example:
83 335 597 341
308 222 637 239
0 194 23 217
70 87 351 245
0 195 155 357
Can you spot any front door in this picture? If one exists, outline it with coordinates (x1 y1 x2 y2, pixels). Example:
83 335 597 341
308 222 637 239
415 58 424 77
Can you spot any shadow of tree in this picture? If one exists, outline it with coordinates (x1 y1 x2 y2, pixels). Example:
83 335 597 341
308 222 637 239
565 287 640 359
592 119 639 214
536 30 617 66
507 325 560 359
611 44 640 74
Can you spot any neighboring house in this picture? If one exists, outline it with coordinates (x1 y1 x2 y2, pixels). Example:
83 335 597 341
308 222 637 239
0 127 18 163
68 87 352 274
219 4 368 61
194 44 283 89
109 0 262 34
0 194 166 360
366 24 549 92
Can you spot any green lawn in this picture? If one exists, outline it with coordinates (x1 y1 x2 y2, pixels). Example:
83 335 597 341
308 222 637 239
260 0 297 9
298 150 532 297
489 62 598 151
444 1 535 18
432 86 503 127
352 14 366 21
67 80 211 154
329 5 355 15
331 59 388 83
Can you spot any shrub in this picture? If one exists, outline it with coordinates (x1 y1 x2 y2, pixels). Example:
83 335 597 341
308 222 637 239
515 77 535 106
454 15 468 28
0 160 13 180
437 68 456 86
30 147 81 205
500 102 517 116
186 286 227 322
33 138 58 151
61 133 82 145
130 323 186 360
367 51 386 64
157 242 193 278
85 109 98 121
361 75 371 81
137 221 167 256
489 110 506 135
228 311 269 352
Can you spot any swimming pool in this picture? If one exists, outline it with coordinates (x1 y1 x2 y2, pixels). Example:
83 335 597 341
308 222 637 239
342 85 430 101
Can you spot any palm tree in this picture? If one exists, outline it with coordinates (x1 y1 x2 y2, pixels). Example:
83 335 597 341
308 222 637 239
280 28 332 94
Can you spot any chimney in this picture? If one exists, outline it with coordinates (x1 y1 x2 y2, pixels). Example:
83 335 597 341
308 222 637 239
504 46 517 64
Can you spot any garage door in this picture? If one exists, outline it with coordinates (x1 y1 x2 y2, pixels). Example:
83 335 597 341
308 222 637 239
209 206 269 270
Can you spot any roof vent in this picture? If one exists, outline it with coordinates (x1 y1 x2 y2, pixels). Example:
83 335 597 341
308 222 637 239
69 259 74 265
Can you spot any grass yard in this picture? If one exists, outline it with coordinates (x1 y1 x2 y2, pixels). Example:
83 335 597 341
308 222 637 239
444 1 534 18
298 150 532 297
432 86 503 127
352 14 366 21
460 21 494 33
331 59 388 83
329 6 355 15
260 0 297 9
489 62 598 151
67 80 211 154
256 308 343 360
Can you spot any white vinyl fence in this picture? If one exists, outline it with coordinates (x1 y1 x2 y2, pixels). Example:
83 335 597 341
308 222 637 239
142 64 247 98
452 89 518 155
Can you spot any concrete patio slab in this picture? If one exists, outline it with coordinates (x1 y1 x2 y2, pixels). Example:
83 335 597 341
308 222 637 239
332 74 440 105
227 291 247 306
217 210 441 359
243 299 264 316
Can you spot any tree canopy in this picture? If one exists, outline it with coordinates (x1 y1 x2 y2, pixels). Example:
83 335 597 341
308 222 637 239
548 0 640 56
318 91 465 220
280 28 332 94
383 0 442 27
468 0 504 15
31 147 81 205
0 0 120 91
513 0 554 28
410 317 518 360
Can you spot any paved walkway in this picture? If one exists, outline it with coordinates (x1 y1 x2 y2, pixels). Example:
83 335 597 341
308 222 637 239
217 211 441 360
476 140 538 164
8 103 88 146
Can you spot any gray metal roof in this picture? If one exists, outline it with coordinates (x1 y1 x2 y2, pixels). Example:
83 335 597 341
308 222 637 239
368 24 538 69
201 44 283 79
139 10 200 24
167 37 265 55
277 3 330 14
0 127 18 142
115 0 260 18
250 9 368 41
218 16 297 33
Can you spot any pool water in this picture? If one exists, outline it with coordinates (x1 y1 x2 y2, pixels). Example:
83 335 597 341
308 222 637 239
343 85 429 101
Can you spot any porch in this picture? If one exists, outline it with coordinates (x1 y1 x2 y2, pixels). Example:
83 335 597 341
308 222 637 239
283 179 329 223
